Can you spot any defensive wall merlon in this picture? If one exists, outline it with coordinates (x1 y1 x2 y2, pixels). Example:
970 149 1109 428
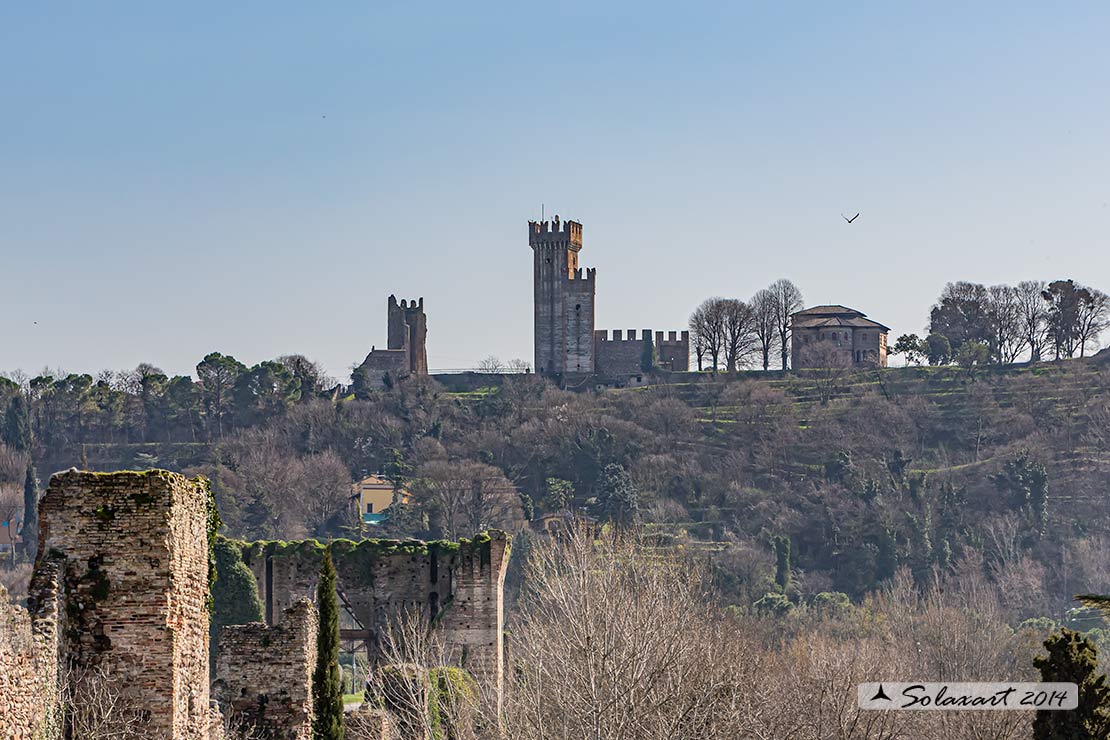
595 329 690 344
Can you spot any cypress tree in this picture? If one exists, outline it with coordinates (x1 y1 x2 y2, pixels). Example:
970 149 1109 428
313 545 344 740
22 462 38 561
773 536 791 591
640 333 655 373
1033 628 1110 739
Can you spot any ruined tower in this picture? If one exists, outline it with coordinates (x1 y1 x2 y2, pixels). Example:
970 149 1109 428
356 295 429 387
530 216 595 375
32 470 211 740
387 295 428 375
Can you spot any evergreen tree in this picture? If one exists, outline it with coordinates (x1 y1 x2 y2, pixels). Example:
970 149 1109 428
874 527 898 583
1033 629 1110 740
640 333 655 373
21 462 38 561
210 537 264 661
908 510 934 589
992 450 1049 538
597 464 639 525
773 535 791 591
3 394 31 452
313 546 344 740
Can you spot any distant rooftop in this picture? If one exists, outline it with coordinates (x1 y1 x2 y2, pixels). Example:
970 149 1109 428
791 305 890 331
793 305 864 317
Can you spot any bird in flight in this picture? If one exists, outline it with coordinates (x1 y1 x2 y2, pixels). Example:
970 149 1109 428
843 212 860 224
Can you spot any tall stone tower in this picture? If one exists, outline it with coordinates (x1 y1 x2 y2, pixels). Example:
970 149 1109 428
530 216 595 374
387 295 428 375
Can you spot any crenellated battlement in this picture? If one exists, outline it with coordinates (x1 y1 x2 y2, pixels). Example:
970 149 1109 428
569 267 596 282
655 330 690 345
528 216 583 248
389 295 425 314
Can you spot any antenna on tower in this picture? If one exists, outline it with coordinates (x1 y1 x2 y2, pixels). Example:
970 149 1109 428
541 203 545 222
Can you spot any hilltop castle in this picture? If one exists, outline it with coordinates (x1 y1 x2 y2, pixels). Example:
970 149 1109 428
529 216 688 381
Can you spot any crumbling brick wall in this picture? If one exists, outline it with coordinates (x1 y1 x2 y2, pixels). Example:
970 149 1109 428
32 469 211 740
238 531 511 705
214 599 317 740
0 577 63 740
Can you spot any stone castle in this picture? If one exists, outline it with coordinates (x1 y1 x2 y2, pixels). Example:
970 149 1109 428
356 295 430 387
529 216 689 381
1 469 509 740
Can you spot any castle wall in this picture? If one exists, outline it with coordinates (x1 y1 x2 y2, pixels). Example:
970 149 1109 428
594 329 650 377
239 533 511 704
32 469 211 740
214 600 317 740
655 330 690 371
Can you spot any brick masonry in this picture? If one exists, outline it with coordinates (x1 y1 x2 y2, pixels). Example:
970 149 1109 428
214 599 317 740
0 578 61 740
31 469 212 740
358 295 430 387
238 532 511 708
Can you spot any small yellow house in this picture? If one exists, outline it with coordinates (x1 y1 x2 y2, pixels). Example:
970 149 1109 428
351 474 408 524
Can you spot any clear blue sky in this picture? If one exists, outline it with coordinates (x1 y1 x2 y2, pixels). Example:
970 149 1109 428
3 2 1109 380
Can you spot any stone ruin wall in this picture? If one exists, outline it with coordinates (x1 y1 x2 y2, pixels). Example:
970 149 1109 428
0 568 64 740
1 468 511 738
239 532 511 703
31 469 212 740
214 599 317 740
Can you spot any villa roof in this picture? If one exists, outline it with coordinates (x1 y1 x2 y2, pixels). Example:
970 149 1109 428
791 305 890 331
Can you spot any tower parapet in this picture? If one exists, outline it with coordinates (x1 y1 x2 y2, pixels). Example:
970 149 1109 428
528 216 583 249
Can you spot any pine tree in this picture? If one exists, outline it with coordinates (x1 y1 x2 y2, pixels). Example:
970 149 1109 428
1033 628 1110 739
313 545 344 740
773 536 791 592
3 395 31 452
21 462 38 561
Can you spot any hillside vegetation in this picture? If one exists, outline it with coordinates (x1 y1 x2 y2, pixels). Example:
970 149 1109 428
4 356 1110 618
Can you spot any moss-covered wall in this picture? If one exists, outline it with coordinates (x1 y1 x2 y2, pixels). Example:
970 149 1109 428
233 531 510 702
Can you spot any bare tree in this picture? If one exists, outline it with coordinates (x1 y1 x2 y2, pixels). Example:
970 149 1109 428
986 284 1023 364
689 313 708 372
63 665 147 740
504 525 759 740
690 298 727 372
750 288 778 371
363 608 481 739
413 459 524 539
769 278 804 370
722 299 758 372
797 340 853 404
477 356 505 373
1015 280 1048 362
1077 287 1110 358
